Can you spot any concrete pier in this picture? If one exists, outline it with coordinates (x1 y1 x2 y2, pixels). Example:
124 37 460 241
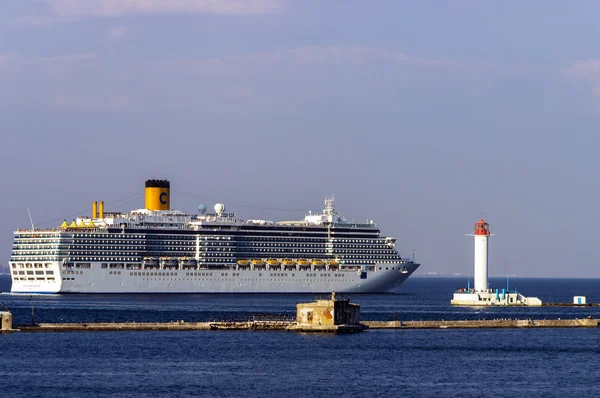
18 321 215 332
16 320 297 332
363 318 600 329
541 303 600 307
6 317 598 332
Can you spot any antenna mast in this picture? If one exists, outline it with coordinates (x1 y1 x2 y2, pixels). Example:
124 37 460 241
27 208 35 230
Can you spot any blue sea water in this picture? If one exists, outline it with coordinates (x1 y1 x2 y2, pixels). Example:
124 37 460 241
1 275 600 397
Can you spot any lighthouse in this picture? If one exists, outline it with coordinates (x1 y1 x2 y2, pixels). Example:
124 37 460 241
470 219 491 292
451 218 543 306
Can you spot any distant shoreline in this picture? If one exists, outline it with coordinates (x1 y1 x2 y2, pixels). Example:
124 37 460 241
1 273 599 280
412 274 600 279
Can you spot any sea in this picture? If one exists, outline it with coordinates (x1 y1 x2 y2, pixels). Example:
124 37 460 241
1 275 599 398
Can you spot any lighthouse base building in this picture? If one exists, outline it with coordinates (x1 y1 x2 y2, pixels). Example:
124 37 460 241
451 290 542 306
451 218 542 307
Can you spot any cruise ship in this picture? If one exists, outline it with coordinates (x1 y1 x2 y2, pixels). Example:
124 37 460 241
9 180 420 294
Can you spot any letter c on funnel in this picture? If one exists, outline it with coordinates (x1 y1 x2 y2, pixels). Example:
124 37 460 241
160 192 167 205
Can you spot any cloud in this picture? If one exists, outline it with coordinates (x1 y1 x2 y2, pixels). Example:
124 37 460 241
13 0 280 25
171 46 460 77
0 53 98 78
11 15 54 27
567 59 600 96
53 94 136 111
0 52 135 111
288 46 459 67
0 46 459 112
108 26 128 39
223 86 254 99
51 0 281 17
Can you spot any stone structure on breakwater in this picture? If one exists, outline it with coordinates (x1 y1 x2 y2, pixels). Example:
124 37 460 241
1 311 13 331
288 292 367 333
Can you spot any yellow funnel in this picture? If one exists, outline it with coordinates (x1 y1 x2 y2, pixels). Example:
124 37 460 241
145 179 170 211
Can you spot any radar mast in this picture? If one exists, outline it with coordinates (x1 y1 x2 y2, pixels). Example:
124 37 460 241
324 195 336 216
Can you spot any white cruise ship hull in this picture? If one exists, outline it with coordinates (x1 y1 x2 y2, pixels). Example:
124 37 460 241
9 180 422 294
10 261 419 294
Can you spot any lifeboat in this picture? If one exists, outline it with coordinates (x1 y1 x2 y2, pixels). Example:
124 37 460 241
143 257 160 270
251 259 266 267
237 259 250 267
297 259 311 269
282 259 296 266
327 259 339 270
181 258 197 270
267 259 281 270
312 259 325 268
161 257 179 270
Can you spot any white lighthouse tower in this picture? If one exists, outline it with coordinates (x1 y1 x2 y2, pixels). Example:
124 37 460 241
451 217 543 306
470 218 491 292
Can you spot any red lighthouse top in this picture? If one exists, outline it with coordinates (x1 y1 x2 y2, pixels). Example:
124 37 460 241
474 218 490 236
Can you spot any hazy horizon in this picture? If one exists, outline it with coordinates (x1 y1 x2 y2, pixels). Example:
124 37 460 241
2 1 600 278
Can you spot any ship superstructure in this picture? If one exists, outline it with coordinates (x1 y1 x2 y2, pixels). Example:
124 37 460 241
9 180 419 293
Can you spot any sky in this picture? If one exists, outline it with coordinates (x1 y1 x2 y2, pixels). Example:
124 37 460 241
1 0 600 278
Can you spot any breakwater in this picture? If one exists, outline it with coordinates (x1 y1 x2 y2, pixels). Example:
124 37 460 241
542 303 600 307
7 317 598 333
363 318 600 329
15 320 291 332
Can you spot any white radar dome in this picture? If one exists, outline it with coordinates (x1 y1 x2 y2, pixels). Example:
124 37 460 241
214 203 225 214
197 204 207 214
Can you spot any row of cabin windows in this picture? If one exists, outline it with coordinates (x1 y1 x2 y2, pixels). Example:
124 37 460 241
14 249 397 259
12 251 61 255
13 243 62 248
64 235 384 244
13 242 392 251
65 258 240 262
11 257 61 261
237 242 390 248
60 252 399 261
14 237 388 246
236 237 383 243
13 270 54 275
72 235 145 239
14 277 55 281
11 263 53 269
132 272 183 277
13 239 62 244
236 248 396 254
44 248 397 258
